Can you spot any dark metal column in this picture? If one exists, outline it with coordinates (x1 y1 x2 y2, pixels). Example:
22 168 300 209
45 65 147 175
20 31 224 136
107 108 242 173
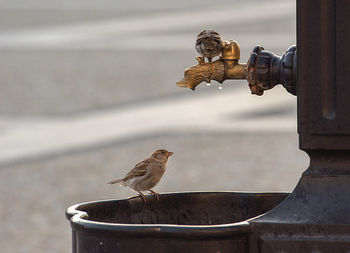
249 1 350 252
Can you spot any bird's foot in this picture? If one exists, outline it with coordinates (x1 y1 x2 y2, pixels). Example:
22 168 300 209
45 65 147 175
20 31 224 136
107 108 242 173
149 190 160 201
138 192 147 203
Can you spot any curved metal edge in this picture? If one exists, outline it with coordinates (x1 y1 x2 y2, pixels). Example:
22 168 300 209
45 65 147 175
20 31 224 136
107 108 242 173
71 217 250 238
66 191 289 238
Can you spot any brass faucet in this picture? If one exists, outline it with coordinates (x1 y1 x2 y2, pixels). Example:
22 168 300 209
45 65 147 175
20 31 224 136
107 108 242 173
176 30 297 96
176 40 247 90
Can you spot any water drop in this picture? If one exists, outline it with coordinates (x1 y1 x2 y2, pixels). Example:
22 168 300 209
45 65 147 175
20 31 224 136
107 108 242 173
218 84 223 90
206 82 211 86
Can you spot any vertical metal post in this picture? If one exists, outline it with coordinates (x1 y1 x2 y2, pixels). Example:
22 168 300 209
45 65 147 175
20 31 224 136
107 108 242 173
249 0 350 252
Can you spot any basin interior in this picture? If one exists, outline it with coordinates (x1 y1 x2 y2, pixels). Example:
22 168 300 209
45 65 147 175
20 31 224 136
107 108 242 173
78 192 288 225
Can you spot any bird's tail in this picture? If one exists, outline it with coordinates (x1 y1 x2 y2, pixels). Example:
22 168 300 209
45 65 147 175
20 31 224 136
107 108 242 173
107 179 123 185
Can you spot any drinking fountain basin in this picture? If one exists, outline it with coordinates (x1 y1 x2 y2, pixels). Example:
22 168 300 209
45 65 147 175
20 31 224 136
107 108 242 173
66 191 288 253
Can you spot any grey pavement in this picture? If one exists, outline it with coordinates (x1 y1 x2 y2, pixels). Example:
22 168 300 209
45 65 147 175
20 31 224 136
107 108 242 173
0 1 306 253
0 0 295 116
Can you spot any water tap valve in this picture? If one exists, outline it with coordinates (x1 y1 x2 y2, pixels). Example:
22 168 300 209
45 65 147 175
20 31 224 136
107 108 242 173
176 30 297 96
247 45 297 95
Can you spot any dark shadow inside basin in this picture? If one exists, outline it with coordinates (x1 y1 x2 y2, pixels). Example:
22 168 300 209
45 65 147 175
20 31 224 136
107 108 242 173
77 192 288 225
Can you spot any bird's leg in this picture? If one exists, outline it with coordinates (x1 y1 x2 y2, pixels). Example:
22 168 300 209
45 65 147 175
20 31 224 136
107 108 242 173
138 191 147 203
149 189 159 201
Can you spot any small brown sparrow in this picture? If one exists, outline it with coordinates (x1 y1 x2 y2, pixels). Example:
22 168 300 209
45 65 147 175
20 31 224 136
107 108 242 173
107 149 173 203
195 29 223 62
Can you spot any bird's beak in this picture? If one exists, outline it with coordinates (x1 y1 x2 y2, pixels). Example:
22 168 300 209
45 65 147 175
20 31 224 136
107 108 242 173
167 152 174 157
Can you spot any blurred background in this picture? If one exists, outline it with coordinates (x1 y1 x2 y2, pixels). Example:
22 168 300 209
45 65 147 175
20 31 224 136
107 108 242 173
0 0 308 252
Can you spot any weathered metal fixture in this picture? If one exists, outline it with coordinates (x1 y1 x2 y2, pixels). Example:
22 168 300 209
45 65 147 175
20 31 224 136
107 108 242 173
176 34 297 96
66 192 287 253
66 1 350 252
177 0 350 251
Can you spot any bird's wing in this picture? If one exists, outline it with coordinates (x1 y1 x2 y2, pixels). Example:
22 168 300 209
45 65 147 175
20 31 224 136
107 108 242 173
124 159 150 181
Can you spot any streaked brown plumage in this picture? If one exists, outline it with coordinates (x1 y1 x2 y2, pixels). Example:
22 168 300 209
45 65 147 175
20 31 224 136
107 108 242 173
195 30 223 62
107 149 173 203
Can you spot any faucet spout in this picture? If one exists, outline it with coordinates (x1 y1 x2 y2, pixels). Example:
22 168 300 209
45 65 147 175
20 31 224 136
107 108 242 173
176 30 297 95
177 40 247 90
176 57 223 90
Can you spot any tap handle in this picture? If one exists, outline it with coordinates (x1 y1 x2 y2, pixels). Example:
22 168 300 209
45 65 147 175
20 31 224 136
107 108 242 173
247 45 297 96
176 57 225 90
